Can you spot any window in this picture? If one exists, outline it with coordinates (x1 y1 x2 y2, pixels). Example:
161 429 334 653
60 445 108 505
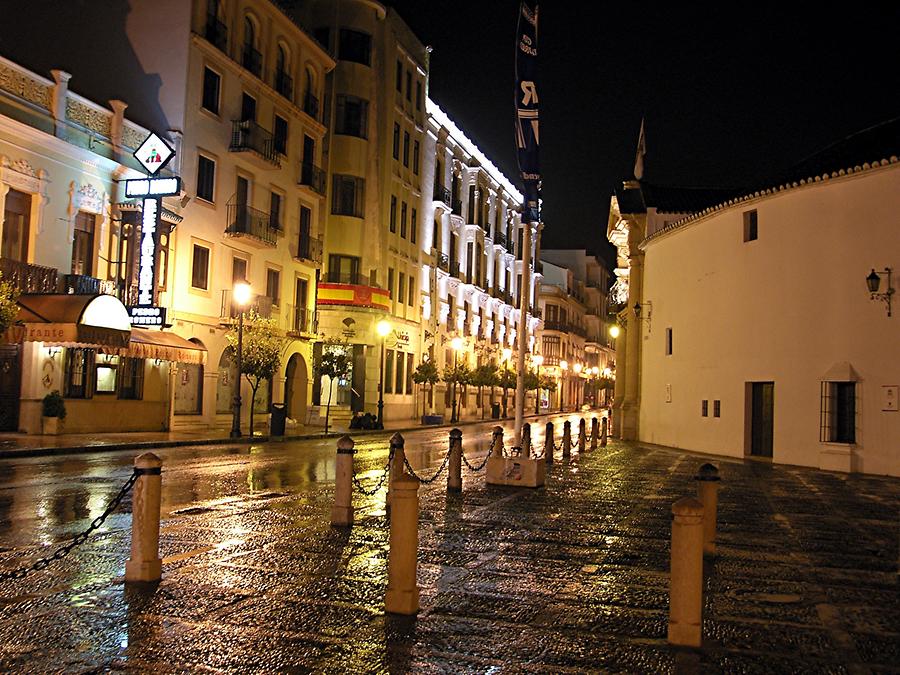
395 349 404 394
338 28 371 66
2 189 31 262
232 256 248 285
313 27 330 52
327 254 360 284
335 95 368 138
415 81 422 111
701 400 708 417
298 204 312 257
241 92 256 122
269 191 282 231
384 349 394 394
400 202 407 239
395 60 403 91
405 70 412 101
392 123 400 159
398 273 406 307
411 208 417 244
666 327 673 355
408 275 414 306
390 196 397 233
201 67 220 114
331 175 364 217
71 211 95 276
406 353 414 394
196 154 216 202
266 268 280 306
388 267 394 299
95 355 119 394
65 348 93 399
191 243 210 290
413 140 420 174
273 114 288 155
820 381 856 443
119 358 144 400
294 277 309 331
743 210 758 242
402 131 410 167
713 400 721 418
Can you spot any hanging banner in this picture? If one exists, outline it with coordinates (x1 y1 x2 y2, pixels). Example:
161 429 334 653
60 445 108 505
515 1 540 224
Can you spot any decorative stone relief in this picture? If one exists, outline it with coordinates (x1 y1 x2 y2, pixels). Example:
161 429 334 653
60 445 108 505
76 182 104 214
66 98 112 136
1 156 42 193
10 158 36 177
121 125 145 150
0 63 51 109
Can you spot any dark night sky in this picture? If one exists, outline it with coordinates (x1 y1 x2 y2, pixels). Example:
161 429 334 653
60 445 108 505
387 1 900 265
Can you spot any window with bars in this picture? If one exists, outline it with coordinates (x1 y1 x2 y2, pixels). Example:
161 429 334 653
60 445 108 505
335 95 368 138
820 381 856 443
119 358 144 400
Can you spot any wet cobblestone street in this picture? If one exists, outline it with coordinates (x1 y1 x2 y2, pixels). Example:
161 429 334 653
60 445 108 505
0 432 897 673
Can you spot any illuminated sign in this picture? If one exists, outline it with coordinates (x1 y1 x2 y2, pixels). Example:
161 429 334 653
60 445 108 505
125 177 181 198
133 132 175 175
128 306 167 327
137 197 158 306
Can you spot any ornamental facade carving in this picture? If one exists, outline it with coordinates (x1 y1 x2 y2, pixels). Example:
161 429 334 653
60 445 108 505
66 98 112 137
0 63 51 109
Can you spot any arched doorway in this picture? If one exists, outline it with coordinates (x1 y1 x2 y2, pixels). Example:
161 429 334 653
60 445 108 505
284 352 309 423
216 346 237 414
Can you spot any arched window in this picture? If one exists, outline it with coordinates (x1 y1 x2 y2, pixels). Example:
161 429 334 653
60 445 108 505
303 66 319 119
242 16 261 76
275 43 292 98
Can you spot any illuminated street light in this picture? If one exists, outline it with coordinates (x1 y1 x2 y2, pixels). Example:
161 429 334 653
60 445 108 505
559 359 568 412
230 281 252 438
376 320 392 427
609 325 620 339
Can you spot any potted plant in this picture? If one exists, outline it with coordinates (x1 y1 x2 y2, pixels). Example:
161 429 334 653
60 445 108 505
41 390 66 435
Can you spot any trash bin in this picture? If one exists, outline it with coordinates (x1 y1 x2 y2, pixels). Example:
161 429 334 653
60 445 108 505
270 403 286 437
491 403 501 419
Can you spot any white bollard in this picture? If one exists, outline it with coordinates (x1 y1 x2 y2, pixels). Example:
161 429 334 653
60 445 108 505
384 472 421 615
668 497 705 647
331 435 354 527
125 453 163 583
448 428 462 493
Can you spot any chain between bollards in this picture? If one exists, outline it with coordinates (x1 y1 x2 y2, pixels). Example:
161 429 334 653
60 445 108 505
352 447 395 496
0 470 139 584
461 449 492 472
403 450 451 484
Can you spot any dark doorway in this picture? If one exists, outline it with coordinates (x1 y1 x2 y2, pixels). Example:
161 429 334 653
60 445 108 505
0 345 21 431
351 344 365 413
750 382 774 458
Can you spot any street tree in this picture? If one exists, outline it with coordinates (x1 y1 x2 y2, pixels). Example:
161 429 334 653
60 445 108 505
412 359 439 419
226 310 284 436
316 339 352 434
498 367 516 417
470 363 498 419
442 362 471 422
0 272 18 335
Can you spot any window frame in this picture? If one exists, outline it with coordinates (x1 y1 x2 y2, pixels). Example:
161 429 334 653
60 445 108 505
201 65 221 115
820 381 856 444
191 242 211 290
743 209 758 242
331 174 364 218
196 153 217 203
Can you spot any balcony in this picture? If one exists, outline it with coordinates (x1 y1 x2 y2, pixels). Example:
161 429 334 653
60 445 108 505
296 224 323 264
303 92 319 121
298 162 326 195
543 320 568 333
324 271 365 285
241 44 262 78
61 274 101 295
273 69 293 100
225 203 278 246
0 258 58 294
494 231 508 248
204 17 227 52
451 199 462 216
287 306 317 335
229 120 280 167
221 289 272 321
437 253 449 273
433 184 451 205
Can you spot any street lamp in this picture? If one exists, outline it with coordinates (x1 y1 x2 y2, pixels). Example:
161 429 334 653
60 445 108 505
533 354 544 414
559 359 568 412
609 325 620 339
450 336 464 423
501 346 512 417
573 362 583 410
591 365 600 408
230 280 252 438
376 319 392 428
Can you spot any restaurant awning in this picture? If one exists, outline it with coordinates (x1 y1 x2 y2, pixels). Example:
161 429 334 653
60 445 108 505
12 294 131 349
119 328 207 365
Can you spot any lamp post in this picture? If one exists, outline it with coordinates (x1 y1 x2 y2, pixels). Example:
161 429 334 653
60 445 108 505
376 319 391 428
230 280 252 438
602 366 612 407
559 359 568 412
450 336 464 423
533 354 544 414
502 346 512 418
591 366 600 408
573 362 583 410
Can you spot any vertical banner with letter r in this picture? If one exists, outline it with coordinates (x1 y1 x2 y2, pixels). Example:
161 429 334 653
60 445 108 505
515 1 540 224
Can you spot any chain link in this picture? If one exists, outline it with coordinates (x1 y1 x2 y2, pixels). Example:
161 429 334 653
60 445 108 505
0 470 139 584
461 448 492 472
351 448 394 496
403 449 451 485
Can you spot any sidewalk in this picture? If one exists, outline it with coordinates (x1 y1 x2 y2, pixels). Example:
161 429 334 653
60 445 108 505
0 409 586 459
0 437 895 672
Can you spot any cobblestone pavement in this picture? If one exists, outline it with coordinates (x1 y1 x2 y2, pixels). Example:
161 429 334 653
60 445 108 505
0 431 897 673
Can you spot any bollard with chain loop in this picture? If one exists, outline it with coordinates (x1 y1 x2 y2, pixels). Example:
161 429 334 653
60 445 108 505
351 447 394 496
332 435 355 527
562 420 572 458
125 452 163 583
578 418 587 453
403 448 451 485
601 416 608 447
590 417 599 450
386 432 406 511
521 423 531 458
448 428 462 492
544 422 554 465
0 468 139 584
491 426 504 458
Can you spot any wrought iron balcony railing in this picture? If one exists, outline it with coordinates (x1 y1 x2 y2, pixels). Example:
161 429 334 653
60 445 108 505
287 306 317 334
0 258 58 294
433 184 451 204
437 253 450 273
298 162 326 195
303 92 319 121
204 17 227 52
61 274 101 296
225 202 278 246
221 289 273 320
242 44 262 77
296 225 323 264
273 69 293 100
229 120 280 164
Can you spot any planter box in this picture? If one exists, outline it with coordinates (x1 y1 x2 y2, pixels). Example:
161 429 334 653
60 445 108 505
41 416 64 435
421 414 443 425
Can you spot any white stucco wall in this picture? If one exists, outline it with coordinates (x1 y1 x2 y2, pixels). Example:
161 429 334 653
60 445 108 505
639 163 899 476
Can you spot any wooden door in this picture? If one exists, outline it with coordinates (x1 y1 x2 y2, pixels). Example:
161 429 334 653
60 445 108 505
0 346 21 431
750 382 774 458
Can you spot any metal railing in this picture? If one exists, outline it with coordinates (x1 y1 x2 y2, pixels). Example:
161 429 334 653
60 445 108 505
296 227 323 263
273 69 293 100
225 202 278 246
494 231 508 248
451 199 462 216
205 17 227 52
221 290 273 320
324 271 364 285
229 120 279 164
0 258 58 294
287 305 317 334
298 162 326 195
437 253 450 272
61 274 101 295
433 184 451 204
242 44 262 77
303 92 319 121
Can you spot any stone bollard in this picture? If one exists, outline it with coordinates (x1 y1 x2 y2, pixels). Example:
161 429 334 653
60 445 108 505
590 417 599 450
491 426 504 458
384 472 421 615
578 418 587 452
386 432 406 510
695 463 721 555
668 497 705 647
544 422 554 465
448 428 462 493
521 423 531 458
562 420 572 458
601 417 608 447
125 453 163 583
331 436 355 527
